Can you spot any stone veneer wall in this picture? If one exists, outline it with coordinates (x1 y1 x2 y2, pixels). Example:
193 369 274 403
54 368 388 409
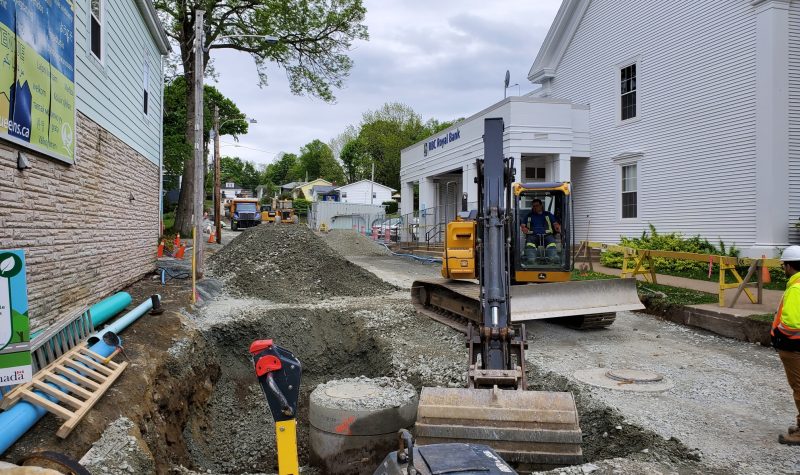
0 112 159 331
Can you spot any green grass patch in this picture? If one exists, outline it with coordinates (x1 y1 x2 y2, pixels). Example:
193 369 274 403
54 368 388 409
570 270 717 306
747 313 774 324
162 211 175 233
0 351 31 367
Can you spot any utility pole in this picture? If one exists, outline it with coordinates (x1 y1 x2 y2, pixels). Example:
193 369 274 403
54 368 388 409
213 105 221 244
193 10 205 279
370 162 375 205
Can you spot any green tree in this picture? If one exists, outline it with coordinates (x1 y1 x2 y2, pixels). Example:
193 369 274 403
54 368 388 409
340 138 370 183
156 0 369 235
263 152 300 186
219 156 261 193
293 140 346 184
163 77 248 191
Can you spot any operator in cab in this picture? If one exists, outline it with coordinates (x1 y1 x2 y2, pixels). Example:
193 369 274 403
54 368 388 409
520 198 561 258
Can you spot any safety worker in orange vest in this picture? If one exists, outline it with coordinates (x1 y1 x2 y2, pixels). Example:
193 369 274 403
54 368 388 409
773 245 800 445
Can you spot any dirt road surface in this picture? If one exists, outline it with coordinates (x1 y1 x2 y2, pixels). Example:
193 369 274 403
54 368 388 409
321 231 800 475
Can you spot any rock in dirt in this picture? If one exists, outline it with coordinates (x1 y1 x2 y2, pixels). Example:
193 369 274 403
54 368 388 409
78 417 155 475
207 224 396 302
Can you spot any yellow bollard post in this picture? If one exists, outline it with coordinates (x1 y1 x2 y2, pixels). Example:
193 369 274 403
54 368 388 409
275 419 300 475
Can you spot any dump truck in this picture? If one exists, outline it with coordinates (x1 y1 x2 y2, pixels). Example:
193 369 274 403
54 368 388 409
228 198 261 231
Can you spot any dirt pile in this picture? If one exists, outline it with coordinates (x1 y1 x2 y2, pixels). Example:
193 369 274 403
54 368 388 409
321 230 392 257
208 224 396 302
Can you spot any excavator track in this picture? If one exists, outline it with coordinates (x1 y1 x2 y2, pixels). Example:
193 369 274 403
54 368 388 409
412 278 643 333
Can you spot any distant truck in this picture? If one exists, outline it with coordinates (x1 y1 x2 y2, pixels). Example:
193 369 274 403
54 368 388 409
228 198 261 231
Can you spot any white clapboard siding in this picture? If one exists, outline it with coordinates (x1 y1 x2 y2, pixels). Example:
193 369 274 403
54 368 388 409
337 180 395 205
790 1 800 243
75 0 164 165
546 0 757 248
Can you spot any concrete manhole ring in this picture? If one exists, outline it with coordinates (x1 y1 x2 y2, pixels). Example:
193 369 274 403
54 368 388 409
605 369 664 384
324 382 380 400
573 368 674 393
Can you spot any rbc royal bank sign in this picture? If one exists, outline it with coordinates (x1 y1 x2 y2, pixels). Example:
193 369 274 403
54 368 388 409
423 129 460 157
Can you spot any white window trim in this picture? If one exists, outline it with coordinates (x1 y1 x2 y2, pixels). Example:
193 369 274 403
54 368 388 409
613 152 643 222
88 0 105 67
615 56 641 126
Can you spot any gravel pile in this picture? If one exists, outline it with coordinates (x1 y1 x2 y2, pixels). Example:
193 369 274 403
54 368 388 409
320 230 392 257
207 224 396 302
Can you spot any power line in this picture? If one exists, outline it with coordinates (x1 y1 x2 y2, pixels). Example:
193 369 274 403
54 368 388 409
220 141 277 155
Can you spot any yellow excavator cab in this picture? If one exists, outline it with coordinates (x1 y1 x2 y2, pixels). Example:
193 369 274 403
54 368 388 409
261 205 277 223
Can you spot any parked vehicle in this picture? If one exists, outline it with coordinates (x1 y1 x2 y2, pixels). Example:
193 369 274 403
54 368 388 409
228 198 261 231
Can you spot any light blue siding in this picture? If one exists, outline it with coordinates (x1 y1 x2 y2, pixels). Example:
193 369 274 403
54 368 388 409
74 0 164 165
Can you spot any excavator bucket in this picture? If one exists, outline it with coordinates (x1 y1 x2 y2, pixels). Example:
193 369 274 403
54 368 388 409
510 278 644 322
414 386 583 467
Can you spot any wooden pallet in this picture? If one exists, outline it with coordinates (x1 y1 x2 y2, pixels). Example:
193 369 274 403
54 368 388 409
0 344 128 438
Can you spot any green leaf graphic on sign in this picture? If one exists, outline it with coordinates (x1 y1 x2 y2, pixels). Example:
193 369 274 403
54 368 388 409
0 253 21 278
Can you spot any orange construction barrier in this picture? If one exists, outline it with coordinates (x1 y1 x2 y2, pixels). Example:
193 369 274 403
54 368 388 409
761 255 771 284
157 240 165 258
173 234 181 248
208 230 215 243
174 244 186 259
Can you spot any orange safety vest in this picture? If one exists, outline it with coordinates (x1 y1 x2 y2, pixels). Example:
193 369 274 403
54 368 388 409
771 282 800 350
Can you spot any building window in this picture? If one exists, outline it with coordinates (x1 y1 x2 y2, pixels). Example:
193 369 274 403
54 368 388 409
341 192 347 198
372 192 377 198
225 182 234 188
620 63 636 121
90 0 102 60
525 167 546 182
621 164 637 219
143 58 149 115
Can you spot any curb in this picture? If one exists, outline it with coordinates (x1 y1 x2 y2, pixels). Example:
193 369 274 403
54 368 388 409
639 295 772 346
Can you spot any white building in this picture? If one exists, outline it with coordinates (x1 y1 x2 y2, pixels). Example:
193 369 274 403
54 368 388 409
336 180 396 205
400 98 589 237
400 0 799 257
221 182 250 200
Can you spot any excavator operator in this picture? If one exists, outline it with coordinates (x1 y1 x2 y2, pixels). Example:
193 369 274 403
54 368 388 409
520 198 561 260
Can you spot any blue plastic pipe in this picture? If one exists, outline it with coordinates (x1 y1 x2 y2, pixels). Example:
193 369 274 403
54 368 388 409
0 295 157 455
27 292 131 343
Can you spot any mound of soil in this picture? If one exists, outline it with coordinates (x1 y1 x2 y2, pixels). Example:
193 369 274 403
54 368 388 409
207 224 397 302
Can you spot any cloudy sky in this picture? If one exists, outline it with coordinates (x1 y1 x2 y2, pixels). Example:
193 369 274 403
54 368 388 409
210 0 563 166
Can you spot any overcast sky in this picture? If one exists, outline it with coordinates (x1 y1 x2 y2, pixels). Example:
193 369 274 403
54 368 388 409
209 0 563 167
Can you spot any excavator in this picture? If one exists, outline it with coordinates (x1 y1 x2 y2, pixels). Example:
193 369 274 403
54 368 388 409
249 120 644 473
410 118 644 468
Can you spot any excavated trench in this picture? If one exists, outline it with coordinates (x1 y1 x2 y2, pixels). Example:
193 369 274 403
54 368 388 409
136 304 700 474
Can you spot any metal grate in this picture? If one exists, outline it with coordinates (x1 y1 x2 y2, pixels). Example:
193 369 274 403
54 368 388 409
30 309 95 373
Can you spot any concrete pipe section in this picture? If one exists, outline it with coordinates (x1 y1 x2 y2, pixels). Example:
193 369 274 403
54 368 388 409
309 377 418 475
573 368 674 392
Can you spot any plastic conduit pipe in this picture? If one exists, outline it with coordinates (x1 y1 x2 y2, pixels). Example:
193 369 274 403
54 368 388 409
0 295 159 455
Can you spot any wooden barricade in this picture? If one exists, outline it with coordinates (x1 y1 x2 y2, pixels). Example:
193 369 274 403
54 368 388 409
0 345 128 438
581 241 782 308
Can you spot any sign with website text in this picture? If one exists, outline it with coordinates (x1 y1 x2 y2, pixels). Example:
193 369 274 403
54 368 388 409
0 250 31 387
0 0 75 164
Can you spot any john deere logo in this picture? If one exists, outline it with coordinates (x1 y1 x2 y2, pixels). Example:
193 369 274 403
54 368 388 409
538 273 547 280
423 142 428 157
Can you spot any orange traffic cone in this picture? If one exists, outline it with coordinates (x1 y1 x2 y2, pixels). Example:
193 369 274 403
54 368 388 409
208 230 215 243
175 244 186 260
173 234 181 248
157 240 165 258
761 255 771 284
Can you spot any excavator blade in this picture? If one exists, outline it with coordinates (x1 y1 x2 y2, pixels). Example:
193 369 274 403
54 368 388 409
411 278 644 331
510 278 644 322
414 386 583 467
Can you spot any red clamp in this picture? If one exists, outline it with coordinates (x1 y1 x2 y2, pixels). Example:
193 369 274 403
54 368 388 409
255 355 282 376
249 339 274 355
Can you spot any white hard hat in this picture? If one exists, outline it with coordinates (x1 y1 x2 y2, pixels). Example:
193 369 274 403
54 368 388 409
780 245 800 262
